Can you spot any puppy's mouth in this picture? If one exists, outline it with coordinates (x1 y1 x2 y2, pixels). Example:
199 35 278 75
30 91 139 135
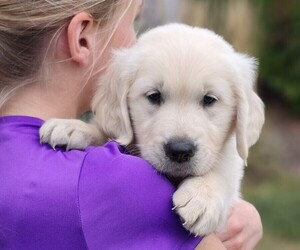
144 138 200 178
159 160 197 178
126 138 201 178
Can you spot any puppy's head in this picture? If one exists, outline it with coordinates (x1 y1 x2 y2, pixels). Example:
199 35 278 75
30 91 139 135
93 24 264 177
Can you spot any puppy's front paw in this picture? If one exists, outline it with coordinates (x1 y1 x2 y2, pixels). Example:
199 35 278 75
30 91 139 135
40 119 98 150
173 177 227 236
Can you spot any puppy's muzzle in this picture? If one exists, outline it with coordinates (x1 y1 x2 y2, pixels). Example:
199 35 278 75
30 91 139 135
164 139 196 163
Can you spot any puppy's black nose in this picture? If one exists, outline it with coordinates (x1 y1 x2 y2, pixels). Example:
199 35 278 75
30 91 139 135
164 140 196 163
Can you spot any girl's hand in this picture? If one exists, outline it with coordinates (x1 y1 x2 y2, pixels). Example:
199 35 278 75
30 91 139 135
216 199 263 250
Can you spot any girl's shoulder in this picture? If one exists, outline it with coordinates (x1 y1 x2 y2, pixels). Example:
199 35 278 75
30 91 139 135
79 141 202 249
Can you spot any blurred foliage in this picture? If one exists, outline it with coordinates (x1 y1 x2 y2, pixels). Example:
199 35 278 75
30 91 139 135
244 173 300 242
254 0 300 115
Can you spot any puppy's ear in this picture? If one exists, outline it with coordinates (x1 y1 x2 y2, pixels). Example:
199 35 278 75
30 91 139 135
91 50 136 145
235 54 265 164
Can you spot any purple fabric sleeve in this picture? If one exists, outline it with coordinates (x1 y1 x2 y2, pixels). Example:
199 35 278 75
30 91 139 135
0 116 202 249
79 144 202 249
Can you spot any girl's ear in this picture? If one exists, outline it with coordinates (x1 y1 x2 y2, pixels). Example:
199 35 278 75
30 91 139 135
67 12 95 67
234 54 265 165
92 49 136 145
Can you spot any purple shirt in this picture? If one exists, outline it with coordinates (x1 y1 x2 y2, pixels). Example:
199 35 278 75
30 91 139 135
0 116 202 250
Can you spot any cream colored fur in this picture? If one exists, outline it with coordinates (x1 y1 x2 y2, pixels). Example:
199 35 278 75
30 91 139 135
40 23 264 236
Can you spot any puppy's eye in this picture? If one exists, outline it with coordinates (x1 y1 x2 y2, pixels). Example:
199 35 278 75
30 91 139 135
146 91 162 105
203 94 218 107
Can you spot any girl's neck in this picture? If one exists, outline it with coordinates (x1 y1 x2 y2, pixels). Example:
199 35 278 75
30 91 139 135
0 83 83 120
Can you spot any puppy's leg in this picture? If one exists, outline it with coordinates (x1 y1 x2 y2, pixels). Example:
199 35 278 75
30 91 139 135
40 118 104 150
173 169 239 236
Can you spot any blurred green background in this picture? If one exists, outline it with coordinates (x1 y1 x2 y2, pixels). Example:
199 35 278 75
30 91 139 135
138 0 300 249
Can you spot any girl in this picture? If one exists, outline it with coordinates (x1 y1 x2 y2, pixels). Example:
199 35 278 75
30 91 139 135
0 0 261 249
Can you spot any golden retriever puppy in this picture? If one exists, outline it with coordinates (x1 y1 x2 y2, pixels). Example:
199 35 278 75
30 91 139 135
40 23 265 236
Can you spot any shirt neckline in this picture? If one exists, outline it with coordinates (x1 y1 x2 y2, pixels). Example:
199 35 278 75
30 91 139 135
0 115 45 125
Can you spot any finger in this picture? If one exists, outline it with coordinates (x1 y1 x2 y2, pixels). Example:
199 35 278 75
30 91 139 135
222 235 244 250
216 219 243 242
222 229 262 250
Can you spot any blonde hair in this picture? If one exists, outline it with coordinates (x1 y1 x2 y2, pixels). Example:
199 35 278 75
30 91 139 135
0 0 130 108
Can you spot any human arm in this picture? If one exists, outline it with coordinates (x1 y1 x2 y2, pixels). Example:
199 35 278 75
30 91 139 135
195 233 226 250
216 199 263 250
